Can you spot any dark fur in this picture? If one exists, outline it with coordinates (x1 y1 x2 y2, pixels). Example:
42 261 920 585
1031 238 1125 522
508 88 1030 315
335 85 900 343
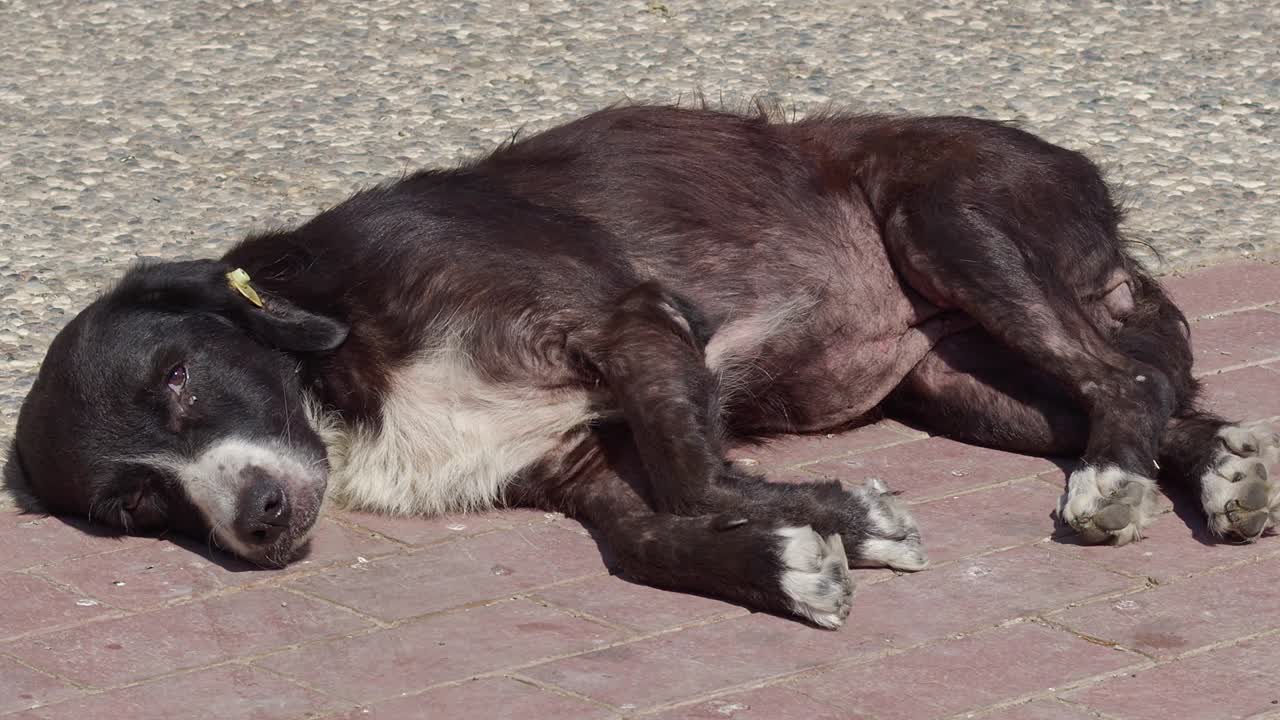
13 105 1256 625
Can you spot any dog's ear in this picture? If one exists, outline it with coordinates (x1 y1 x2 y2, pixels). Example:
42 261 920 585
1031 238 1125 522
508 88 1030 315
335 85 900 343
114 259 349 352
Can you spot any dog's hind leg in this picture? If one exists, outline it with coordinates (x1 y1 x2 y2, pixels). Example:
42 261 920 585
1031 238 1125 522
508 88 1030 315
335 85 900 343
884 178 1174 545
883 328 1089 456
883 269 1280 542
1115 273 1280 541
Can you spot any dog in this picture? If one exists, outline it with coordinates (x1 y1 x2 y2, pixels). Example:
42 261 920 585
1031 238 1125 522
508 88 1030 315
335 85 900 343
12 104 1280 629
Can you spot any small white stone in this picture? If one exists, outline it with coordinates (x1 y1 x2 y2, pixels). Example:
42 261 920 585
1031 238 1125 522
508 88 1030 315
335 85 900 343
965 564 991 578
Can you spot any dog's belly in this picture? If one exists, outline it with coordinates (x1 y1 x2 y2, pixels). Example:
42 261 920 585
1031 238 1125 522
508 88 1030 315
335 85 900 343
313 348 598 516
759 306 970 432
709 209 965 434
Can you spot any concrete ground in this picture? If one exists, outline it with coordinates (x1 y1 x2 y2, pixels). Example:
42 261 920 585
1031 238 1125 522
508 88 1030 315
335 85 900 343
2 1 1279 718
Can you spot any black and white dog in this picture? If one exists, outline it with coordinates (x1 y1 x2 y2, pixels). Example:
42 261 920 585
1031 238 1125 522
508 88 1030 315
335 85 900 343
13 105 1279 628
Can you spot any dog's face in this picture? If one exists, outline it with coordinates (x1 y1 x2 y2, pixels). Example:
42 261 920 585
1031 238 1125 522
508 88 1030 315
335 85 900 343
13 260 349 566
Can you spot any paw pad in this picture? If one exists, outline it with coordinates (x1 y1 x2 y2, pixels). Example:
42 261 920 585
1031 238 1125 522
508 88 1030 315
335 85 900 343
1204 423 1279 541
1059 466 1158 546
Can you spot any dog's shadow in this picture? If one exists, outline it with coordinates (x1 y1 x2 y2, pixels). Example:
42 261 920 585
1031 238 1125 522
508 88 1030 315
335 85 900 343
3 440 314 572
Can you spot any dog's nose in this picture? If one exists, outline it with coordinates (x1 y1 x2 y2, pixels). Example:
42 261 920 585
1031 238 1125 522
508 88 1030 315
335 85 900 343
235 471 291 546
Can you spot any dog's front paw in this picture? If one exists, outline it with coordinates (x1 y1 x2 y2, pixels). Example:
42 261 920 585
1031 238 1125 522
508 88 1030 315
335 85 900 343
775 526 854 629
1203 423 1280 541
1059 465 1159 545
847 478 929 571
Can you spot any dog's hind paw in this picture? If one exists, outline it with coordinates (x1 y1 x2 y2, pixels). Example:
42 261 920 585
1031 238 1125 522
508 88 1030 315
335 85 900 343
1203 423 1280 541
776 526 854 629
1058 465 1159 546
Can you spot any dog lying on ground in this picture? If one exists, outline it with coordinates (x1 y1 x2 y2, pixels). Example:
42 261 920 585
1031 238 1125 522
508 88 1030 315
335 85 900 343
13 104 1280 628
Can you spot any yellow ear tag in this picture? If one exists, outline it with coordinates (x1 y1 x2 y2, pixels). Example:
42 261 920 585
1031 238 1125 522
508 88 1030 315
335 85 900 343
226 268 264 308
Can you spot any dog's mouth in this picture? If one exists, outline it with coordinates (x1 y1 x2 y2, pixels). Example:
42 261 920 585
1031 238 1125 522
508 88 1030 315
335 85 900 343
215 478 326 568
176 438 329 568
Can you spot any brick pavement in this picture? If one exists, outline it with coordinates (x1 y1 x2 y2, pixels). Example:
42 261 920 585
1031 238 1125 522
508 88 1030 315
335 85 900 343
3 261 1280 719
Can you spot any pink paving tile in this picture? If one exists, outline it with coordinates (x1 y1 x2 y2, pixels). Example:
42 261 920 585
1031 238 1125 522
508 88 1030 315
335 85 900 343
977 698 1106 720
289 522 607 621
256 599 622 703
331 677 616 719
21 665 343 720
1066 634 1280 720
847 545 1138 649
790 622 1139 720
0 656 80 715
728 423 914 470
1189 309 1280 373
852 566 901 585
4 587 372 687
531 574 743 632
1044 509 1279 583
327 507 541 547
647 685 856 720
1052 559 1280 658
1162 262 1280 319
31 540 263 612
522 610 890 710
291 516 404 566
32 519 401 612
0 513 146 573
805 437 1055 500
1196 366 1280 421
909 479 1061 564
0 572 115 641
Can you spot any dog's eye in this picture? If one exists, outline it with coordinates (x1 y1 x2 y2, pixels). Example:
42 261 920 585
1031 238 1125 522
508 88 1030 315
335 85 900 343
166 364 188 392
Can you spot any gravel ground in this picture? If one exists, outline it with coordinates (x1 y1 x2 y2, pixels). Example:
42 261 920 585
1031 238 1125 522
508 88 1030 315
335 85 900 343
1 0 1277 470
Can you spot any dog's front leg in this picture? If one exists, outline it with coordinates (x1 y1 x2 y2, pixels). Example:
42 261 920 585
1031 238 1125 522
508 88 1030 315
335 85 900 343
581 281 930 572
590 282 725 514
506 427 855 629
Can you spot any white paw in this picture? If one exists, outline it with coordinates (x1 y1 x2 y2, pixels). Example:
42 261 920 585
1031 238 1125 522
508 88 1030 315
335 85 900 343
1220 422 1280 466
1058 465 1159 546
1203 423 1280 541
850 478 929 571
776 526 854 629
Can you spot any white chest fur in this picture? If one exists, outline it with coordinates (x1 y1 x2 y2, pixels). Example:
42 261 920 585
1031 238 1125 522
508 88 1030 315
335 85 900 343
311 348 598 516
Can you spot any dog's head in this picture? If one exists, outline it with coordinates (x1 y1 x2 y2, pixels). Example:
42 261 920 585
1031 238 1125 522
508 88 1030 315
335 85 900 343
13 259 349 566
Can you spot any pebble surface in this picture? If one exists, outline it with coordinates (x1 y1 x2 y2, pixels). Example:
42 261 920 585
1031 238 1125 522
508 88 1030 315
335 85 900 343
1 0 1277 469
